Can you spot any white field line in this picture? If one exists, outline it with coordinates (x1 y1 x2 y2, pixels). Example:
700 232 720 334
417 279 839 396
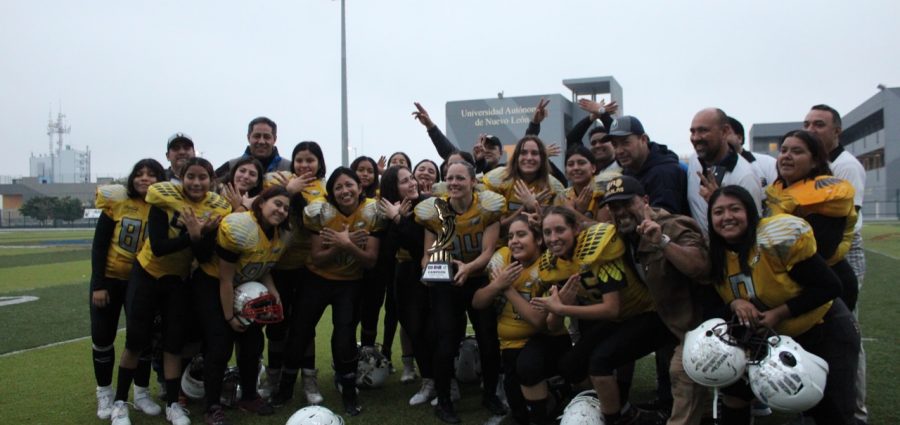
865 247 900 260
0 329 123 358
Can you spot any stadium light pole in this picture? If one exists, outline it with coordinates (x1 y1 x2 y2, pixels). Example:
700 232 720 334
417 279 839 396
340 0 349 167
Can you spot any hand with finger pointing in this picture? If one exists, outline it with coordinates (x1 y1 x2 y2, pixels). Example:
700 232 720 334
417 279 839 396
637 204 662 245
697 169 718 202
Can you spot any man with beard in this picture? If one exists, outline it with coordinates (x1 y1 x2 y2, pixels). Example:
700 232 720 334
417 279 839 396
216 116 292 179
605 116 688 215
601 175 710 425
164 133 195 184
686 108 761 235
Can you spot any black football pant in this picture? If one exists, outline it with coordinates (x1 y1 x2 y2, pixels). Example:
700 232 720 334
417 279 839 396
90 277 152 388
502 333 572 424
394 260 435 378
430 276 500 401
194 272 265 409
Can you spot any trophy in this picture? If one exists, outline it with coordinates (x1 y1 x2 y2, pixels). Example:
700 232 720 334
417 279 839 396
421 198 457 284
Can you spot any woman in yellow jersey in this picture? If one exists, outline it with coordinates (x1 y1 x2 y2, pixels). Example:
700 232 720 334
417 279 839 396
192 186 291 423
274 167 383 417
531 206 663 425
91 159 165 420
415 161 507 423
111 157 230 425
473 215 571 425
219 156 264 213
379 165 436 404
766 129 859 311
483 135 565 230
707 185 859 425
263 141 327 406
563 144 608 226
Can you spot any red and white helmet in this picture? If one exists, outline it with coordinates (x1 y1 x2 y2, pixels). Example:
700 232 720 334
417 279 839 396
233 281 283 326
682 318 749 387
749 335 828 413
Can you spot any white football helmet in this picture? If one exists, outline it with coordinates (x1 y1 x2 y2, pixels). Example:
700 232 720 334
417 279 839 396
454 336 481 384
749 335 828 413
180 355 205 400
233 281 284 326
356 345 390 389
286 405 345 425
683 318 749 387
559 389 605 425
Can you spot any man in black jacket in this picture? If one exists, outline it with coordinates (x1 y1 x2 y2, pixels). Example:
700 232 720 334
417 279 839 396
604 116 688 215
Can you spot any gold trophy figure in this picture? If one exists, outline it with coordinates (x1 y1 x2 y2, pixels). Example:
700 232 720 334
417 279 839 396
421 198 457 284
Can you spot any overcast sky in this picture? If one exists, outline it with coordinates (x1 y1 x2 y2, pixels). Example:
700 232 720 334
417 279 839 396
2 0 898 180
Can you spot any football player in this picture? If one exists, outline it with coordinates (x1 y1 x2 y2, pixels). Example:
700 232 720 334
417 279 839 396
193 186 291 423
707 185 860 425
272 167 384 417
531 206 663 425
262 141 327 405
415 160 508 423
91 159 165 420
110 157 230 425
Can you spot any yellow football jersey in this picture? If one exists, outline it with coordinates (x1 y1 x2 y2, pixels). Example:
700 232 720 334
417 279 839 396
199 211 287 284
487 247 550 350
95 184 152 280
263 173 327 270
136 182 232 280
303 198 385 281
765 176 857 265
414 191 507 275
538 222 653 321
482 166 566 211
715 214 832 336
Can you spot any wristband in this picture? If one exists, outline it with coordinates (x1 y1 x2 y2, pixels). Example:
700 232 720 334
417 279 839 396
657 234 671 250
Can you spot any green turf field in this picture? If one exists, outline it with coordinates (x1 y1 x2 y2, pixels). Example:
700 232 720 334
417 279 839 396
0 226 896 424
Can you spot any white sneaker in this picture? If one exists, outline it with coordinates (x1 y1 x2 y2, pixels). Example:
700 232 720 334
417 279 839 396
110 400 131 425
430 379 461 406
409 378 436 406
302 368 324 405
97 386 114 419
165 402 191 425
400 357 418 384
133 385 162 416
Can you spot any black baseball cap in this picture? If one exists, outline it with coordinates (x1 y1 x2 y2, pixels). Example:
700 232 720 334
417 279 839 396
167 132 194 150
600 175 645 206
601 116 645 142
483 135 502 149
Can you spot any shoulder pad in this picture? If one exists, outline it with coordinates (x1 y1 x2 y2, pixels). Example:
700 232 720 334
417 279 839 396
221 213 260 250
414 196 440 223
548 175 566 195
303 199 337 232
430 182 448 197
538 250 556 274
304 179 327 200
95 184 128 209
359 198 384 231
756 214 811 251
488 247 511 274
574 223 623 264
483 167 511 192
263 171 293 189
204 192 232 212
477 190 507 214
595 169 622 186
145 182 184 208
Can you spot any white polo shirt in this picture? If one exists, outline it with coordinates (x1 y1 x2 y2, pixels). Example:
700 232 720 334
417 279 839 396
687 151 763 236
830 147 866 231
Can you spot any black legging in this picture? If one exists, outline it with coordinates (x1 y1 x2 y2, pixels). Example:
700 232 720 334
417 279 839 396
90 278 152 388
283 272 361 376
266 267 303 372
194 272 265 409
502 333 572 424
359 254 393 347
430 275 500 400
394 260 435 378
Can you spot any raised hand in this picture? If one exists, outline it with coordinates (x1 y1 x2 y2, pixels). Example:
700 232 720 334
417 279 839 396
532 97 550 124
546 143 561 158
558 274 580 305
636 204 662 245
697 169 719 202
412 102 435 129
377 156 387 175
286 172 315 195
492 261 523 290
